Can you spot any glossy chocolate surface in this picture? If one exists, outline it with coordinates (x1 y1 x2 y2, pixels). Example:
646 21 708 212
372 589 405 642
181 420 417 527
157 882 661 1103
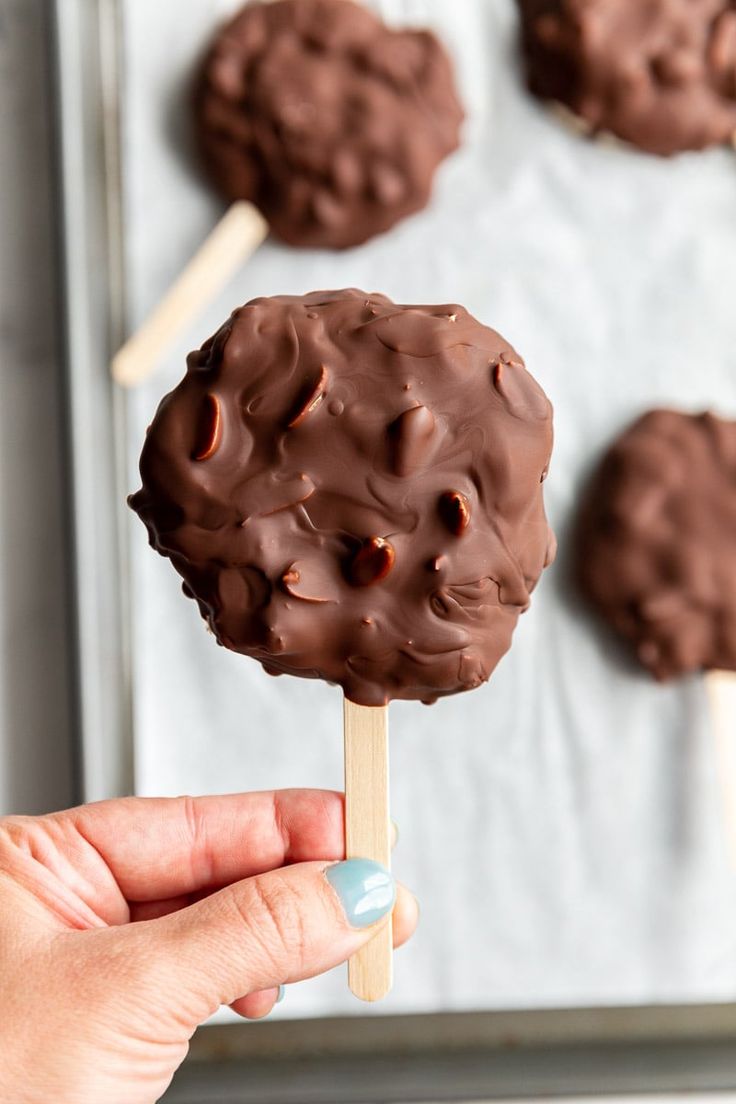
130 289 554 705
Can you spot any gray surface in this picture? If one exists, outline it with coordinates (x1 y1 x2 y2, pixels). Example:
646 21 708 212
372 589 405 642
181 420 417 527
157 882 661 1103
122 0 736 1024
163 1042 736 1104
0 0 74 815
53 0 134 806
166 1004 736 1101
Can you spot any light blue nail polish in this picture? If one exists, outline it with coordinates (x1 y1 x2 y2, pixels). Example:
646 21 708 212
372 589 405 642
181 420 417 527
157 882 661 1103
326 858 396 928
275 985 285 1004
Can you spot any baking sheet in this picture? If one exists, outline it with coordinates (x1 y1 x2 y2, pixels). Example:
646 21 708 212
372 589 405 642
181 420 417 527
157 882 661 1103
122 0 736 1021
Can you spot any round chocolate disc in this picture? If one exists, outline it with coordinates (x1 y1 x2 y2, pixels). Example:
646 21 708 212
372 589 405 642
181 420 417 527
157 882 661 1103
194 0 464 248
517 0 736 155
129 289 555 705
577 409 736 680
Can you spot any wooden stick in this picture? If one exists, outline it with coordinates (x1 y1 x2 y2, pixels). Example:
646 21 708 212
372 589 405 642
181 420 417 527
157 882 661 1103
111 200 268 388
343 697 392 1001
707 669 736 865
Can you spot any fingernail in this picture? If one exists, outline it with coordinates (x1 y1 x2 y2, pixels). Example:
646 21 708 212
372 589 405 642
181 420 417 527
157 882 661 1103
326 858 396 928
275 985 285 1004
390 820 399 849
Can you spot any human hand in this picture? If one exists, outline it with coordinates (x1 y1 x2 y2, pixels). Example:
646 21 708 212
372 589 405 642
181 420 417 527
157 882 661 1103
0 789 417 1104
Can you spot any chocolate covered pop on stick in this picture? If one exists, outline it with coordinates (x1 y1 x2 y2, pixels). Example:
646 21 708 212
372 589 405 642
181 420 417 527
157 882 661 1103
577 410 736 852
129 289 555 998
516 0 736 156
113 0 463 386
194 0 463 250
577 410 736 679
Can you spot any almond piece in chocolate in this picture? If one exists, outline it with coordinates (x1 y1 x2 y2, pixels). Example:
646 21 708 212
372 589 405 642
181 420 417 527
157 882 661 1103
287 365 329 429
389 405 437 477
192 393 222 461
349 537 396 587
439 491 471 536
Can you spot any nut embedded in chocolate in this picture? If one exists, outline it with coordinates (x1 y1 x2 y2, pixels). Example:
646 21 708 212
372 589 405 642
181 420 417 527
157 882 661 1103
129 289 554 705
194 0 464 248
439 491 471 536
287 365 329 429
349 537 396 587
389 405 437 477
576 409 736 679
192 393 222 460
517 0 736 155
281 561 337 603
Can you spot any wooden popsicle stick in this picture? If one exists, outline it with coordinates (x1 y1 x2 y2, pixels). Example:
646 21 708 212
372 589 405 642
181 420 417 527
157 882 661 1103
343 696 392 1001
111 200 268 388
707 669 736 865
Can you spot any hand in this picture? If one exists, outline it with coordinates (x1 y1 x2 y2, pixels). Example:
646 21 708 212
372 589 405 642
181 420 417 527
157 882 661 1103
0 789 417 1104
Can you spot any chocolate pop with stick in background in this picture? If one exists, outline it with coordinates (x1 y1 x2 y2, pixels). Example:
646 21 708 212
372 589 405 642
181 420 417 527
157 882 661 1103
129 288 555 1000
576 408 736 854
112 0 463 387
516 0 736 156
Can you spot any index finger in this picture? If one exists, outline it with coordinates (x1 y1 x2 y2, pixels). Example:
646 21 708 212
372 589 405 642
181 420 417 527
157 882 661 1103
54 788 345 903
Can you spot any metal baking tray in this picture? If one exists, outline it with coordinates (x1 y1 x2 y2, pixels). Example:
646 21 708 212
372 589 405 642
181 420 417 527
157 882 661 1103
52 0 736 1099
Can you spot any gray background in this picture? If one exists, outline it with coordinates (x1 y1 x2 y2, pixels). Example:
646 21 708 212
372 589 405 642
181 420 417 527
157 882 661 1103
0 0 74 816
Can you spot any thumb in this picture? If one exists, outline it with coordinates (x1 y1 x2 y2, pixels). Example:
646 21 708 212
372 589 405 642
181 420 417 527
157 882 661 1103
132 859 397 1020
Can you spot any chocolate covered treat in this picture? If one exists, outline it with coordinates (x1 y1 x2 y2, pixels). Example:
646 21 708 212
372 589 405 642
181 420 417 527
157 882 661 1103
129 289 554 706
517 0 736 155
578 410 736 680
194 0 463 248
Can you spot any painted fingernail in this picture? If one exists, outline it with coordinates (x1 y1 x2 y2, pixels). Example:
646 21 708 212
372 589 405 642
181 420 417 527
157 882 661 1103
275 985 285 1004
326 858 396 928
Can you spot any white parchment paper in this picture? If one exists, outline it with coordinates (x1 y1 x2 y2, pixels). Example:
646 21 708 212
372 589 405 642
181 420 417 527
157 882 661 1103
122 0 736 1020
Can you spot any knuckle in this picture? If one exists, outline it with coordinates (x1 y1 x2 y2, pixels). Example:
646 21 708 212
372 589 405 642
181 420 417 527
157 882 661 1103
0 815 56 871
180 794 214 885
0 815 33 850
238 874 310 974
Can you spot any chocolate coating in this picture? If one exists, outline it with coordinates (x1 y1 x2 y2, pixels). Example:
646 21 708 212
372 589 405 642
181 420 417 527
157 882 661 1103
577 410 736 680
129 289 555 705
517 0 736 155
194 0 463 248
